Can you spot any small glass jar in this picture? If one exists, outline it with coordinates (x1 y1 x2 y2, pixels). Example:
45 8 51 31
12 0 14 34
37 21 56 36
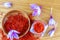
30 20 45 37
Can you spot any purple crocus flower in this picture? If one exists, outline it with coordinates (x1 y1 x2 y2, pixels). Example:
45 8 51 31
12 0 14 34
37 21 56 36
48 8 56 26
7 30 20 40
30 4 41 16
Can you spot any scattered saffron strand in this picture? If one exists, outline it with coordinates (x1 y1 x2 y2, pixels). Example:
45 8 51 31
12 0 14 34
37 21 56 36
30 4 41 16
7 30 20 40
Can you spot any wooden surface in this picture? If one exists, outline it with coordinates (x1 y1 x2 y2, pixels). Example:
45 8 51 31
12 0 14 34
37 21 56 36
0 0 60 40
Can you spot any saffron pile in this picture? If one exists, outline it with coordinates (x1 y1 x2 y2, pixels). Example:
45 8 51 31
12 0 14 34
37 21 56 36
19 32 37 40
3 13 29 36
0 29 8 40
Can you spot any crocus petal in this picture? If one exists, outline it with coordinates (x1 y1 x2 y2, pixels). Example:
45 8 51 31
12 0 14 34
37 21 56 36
3 2 12 8
12 30 20 34
30 4 41 16
7 30 20 40
49 18 56 26
32 10 38 16
48 28 55 37
30 4 38 10
10 35 13 40
7 30 13 38
13 33 19 39
7 32 13 40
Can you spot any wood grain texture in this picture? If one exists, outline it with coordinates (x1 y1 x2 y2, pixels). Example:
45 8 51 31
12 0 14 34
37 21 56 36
0 0 60 40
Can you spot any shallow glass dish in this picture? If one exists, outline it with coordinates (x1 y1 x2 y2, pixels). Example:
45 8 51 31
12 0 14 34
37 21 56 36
2 10 30 38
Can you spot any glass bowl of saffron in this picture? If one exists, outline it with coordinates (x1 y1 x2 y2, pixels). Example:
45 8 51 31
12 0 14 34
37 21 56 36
2 10 30 38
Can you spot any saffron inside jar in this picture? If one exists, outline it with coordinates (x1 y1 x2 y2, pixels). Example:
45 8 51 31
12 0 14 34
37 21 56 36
3 10 29 36
34 22 44 33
